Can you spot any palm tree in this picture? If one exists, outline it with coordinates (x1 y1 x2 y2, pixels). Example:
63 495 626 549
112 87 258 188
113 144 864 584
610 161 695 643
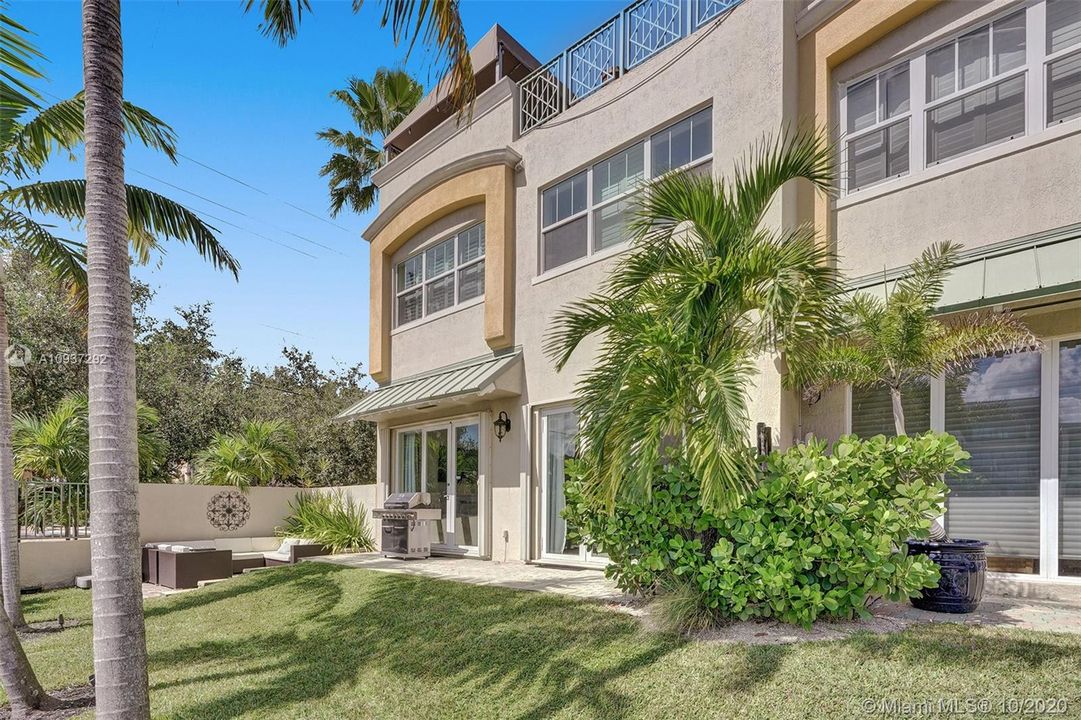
77 2 471 716
244 0 474 112
0 36 237 639
318 68 423 215
787 241 1039 436
545 129 842 512
195 419 298 489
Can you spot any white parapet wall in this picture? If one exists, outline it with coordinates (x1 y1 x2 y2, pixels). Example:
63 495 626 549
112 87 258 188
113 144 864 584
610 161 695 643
19 483 379 589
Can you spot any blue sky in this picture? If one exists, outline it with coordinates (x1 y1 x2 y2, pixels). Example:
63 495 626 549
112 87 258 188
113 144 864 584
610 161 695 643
13 0 623 378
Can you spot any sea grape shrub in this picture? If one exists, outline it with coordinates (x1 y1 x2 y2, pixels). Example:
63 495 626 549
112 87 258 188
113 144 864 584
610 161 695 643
563 432 969 627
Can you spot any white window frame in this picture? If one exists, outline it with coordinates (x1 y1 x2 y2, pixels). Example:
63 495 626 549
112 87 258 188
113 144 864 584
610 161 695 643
393 222 485 329
538 106 713 277
839 61 913 193
839 1 1081 198
843 331 1081 584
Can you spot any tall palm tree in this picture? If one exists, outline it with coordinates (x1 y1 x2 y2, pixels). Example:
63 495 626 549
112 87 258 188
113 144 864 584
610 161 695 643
545 130 842 512
244 0 474 112
195 419 298 489
0 41 238 636
787 241 1039 436
318 68 423 216
77 2 471 716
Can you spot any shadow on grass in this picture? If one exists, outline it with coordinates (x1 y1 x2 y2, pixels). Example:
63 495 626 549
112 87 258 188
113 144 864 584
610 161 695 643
148 563 679 720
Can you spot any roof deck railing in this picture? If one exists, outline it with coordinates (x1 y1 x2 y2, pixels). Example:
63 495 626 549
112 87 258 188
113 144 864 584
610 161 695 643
519 0 742 135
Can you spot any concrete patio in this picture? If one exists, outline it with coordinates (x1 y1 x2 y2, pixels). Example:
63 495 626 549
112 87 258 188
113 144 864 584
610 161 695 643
311 552 1081 642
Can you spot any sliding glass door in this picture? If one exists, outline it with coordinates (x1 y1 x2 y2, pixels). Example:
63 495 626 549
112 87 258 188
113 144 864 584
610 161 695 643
394 418 481 553
846 336 1081 580
539 407 606 564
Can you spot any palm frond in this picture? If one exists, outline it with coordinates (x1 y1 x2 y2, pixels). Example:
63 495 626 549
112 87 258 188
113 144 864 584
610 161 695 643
892 240 961 308
0 8 44 113
0 208 86 289
7 94 178 174
368 0 475 115
2 179 239 279
929 310 1041 377
242 0 312 47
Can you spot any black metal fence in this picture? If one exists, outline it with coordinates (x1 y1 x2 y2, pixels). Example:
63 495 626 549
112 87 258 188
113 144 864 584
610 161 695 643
18 481 90 539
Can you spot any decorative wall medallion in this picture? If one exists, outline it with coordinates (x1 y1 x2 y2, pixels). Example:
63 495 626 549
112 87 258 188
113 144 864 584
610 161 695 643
207 490 250 532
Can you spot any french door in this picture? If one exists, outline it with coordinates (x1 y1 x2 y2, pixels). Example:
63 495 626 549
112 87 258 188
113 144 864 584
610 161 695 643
538 406 606 565
396 418 481 553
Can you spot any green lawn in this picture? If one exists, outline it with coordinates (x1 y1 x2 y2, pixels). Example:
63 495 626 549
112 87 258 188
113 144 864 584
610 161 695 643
15 563 1081 719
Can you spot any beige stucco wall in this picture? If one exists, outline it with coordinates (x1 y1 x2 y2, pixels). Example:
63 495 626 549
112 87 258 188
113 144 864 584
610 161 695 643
20 538 91 589
367 0 798 562
830 0 1081 278
21 484 381 588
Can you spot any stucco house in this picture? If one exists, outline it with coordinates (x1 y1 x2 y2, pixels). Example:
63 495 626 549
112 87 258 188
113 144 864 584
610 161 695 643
338 0 1081 582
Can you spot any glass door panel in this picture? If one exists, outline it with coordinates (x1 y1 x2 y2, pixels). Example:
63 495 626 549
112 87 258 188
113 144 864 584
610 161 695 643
425 429 449 545
454 424 480 548
1060 339 1081 577
398 431 421 493
543 409 581 559
945 351 1042 574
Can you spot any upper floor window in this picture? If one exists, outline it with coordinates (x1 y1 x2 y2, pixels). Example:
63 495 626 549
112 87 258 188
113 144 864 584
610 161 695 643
840 2 1081 196
395 222 485 328
540 107 712 273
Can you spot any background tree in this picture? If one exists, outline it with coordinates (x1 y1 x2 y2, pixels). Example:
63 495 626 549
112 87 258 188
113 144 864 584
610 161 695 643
546 130 841 512
318 68 423 215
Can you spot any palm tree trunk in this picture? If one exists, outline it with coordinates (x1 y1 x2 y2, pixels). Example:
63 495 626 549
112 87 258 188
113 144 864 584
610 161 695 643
0 602 52 715
890 386 906 436
82 1 150 718
0 263 27 628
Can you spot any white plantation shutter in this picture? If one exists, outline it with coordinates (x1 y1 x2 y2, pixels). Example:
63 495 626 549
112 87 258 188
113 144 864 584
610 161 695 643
1060 340 1081 576
850 380 931 438
944 351 1042 569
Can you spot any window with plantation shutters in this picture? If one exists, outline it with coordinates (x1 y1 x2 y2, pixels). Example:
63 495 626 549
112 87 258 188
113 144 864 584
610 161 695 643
944 351 1042 573
394 222 484 327
850 380 931 438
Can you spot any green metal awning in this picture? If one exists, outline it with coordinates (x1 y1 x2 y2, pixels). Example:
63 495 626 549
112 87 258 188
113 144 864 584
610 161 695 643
337 351 522 422
848 223 1081 312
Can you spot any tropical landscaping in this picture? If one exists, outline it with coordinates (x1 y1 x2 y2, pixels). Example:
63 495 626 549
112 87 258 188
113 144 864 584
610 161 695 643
0 0 1077 718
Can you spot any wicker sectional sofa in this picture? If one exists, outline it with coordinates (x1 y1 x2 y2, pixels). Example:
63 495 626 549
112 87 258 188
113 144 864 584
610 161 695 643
142 537 329 588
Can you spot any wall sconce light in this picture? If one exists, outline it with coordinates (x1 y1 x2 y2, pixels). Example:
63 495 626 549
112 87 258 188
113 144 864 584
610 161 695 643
493 411 512 442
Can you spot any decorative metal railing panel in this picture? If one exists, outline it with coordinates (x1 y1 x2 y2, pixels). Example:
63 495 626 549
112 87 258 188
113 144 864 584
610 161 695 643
568 16 620 104
696 0 740 26
518 0 744 135
520 56 565 133
18 481 90 540
626 0 683 68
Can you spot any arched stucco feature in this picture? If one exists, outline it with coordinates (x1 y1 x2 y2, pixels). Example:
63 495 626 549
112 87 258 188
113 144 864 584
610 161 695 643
366 159 517 384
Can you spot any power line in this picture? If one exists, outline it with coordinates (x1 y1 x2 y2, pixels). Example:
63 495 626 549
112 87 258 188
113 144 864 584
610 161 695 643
188 206 319 260
177 152 355 235
131 168 350 257
259 323 305 337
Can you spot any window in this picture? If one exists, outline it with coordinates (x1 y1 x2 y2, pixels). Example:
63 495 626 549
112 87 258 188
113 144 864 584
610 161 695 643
540 107 712 273
1047 0 1081 125
925 10 1027 165
843 62 911 191
394 222 485 327
840 3 1081 195
850 379 930 438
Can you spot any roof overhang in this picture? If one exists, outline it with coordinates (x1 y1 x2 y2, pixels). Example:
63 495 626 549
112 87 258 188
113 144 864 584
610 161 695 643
848 223 1081 313
337 351 522 422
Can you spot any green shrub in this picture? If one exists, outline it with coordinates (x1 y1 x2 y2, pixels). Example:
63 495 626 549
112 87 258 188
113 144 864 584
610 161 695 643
280 490 375 553
563 432 968 628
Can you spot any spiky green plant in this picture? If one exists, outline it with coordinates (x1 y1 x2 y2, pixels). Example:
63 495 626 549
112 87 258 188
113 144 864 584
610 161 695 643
195 419 298 489
787 241 1039 436
280 490 374 553
545 128 843 512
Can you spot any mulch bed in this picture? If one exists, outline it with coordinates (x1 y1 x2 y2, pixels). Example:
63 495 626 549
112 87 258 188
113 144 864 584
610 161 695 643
0 685 94 720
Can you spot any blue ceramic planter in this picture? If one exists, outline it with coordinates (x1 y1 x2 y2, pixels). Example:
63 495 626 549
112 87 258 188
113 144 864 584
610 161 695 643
905 538 988 614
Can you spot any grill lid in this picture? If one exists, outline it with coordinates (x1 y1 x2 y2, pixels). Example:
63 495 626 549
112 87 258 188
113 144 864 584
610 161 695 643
384 492 432 510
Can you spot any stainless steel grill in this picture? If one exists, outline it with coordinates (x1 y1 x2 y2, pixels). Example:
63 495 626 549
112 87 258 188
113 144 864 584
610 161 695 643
371 492 442 559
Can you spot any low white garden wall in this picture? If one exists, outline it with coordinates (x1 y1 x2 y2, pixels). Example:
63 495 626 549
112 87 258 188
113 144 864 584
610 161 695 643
21 483 378 589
